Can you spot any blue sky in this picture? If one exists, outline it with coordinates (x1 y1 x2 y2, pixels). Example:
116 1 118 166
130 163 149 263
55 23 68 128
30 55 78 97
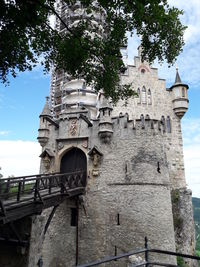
0 0 200 197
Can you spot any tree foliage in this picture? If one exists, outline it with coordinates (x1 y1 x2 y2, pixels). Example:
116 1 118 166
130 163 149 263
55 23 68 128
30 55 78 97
0 0 186 102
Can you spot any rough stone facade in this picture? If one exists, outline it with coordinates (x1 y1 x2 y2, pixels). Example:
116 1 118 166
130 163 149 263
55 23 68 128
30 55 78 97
26 2 196 267
27 49 196 267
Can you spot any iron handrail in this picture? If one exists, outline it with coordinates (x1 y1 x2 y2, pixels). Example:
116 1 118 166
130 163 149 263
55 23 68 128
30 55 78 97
77 238 200 267
77 249 147 267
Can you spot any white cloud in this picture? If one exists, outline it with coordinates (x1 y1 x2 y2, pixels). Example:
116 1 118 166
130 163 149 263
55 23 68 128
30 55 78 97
127 0 200 88
0 140 41 177
0 131 10 136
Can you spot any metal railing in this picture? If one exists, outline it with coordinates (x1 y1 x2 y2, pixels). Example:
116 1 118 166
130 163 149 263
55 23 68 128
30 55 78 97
77 237 200 267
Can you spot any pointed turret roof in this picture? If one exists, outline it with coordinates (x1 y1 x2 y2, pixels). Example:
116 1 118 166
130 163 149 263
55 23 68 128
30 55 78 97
40 96 52 117
175 68 182 84
169 68 188 90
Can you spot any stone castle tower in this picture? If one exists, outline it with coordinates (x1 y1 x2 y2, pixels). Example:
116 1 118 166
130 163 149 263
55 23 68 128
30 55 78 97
29 1 195 266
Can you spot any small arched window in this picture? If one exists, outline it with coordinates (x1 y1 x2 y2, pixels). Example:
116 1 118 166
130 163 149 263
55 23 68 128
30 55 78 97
145 114 150 126
147 89 152 105
166 116 171 133
145 114 150 120
142 86 146 104
137 88 141 104
140 114 145 128
182 87 185 97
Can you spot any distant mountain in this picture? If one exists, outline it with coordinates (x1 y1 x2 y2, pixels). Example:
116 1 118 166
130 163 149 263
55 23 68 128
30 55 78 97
192 197 200 254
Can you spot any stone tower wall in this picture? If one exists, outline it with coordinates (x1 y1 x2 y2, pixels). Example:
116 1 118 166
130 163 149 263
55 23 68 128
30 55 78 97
114 56 186 189
29 117 177 267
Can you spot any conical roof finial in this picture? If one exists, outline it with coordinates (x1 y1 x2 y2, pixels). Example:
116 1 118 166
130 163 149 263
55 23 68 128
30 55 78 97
41 96 52 117
175 67 182 84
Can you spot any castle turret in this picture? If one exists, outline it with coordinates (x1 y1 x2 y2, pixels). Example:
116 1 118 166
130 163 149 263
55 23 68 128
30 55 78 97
98 94 113 143
38 96 52 147
170 68 189 118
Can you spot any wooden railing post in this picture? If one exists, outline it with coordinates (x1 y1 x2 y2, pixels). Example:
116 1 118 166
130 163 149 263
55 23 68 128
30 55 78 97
17 181 22 202
60 175 65 194
34 179 39 202
49 177 52 194
5 178 10 195
145 236 149 267
22 177 25 193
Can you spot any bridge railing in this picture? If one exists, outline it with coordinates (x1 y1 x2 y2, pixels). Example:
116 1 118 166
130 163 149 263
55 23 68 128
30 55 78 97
0 171 86 207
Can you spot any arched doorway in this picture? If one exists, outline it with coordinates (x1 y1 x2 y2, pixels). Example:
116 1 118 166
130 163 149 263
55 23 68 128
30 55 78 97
60 147 87 187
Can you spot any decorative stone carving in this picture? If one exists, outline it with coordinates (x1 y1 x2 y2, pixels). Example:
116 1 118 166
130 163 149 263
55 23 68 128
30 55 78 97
88 146 103 176
43 154 51 170
40 149 54 171
57 142 64 150
98 131 113 144
82 139 88 149
69 119 78 136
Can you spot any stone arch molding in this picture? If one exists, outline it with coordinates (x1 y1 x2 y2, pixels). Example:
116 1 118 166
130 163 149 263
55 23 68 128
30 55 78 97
55 144 88 173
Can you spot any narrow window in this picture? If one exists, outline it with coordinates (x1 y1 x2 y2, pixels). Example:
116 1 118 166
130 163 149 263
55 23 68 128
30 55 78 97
115 246 117 256
71 208 77 226
182 87 185 97
141 114 145 123
161 116 166 132
145 115 150 127
147 89 152 105
137 88 141 104
141 114 145 128
117 213 120 225
142 86 146 104
114 246 117 261
166 116 171 133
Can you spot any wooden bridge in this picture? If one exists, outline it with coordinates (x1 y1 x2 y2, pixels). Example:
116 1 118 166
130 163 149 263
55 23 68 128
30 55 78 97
0 171 86 225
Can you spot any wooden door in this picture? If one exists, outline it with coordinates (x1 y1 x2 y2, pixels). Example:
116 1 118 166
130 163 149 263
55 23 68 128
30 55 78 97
60 148 87 187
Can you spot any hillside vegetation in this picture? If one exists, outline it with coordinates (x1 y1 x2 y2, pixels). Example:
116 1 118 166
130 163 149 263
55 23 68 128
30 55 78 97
192 197 200 257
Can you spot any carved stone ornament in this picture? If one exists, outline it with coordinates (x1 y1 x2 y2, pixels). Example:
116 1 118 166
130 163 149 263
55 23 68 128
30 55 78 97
69 119 78 136
82 139 88 149
88 146 103 176
40 149 54 171
58 142 64 150
43 154 51 170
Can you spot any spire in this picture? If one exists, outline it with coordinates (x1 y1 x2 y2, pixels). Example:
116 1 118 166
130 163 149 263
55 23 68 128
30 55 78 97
175 67 182 84
41 96 52 117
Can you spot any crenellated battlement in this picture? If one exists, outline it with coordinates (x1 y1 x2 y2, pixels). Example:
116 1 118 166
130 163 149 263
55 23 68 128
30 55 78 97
110 115 170 135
